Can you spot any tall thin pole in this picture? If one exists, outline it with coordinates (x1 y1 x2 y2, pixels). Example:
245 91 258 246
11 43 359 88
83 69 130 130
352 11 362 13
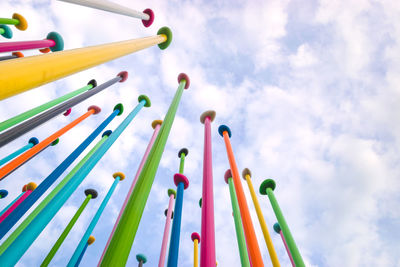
273 223 295 267
75 236 95 267
0 137 39 166
191 232 200 267
0 186 25 217
158 189 176 267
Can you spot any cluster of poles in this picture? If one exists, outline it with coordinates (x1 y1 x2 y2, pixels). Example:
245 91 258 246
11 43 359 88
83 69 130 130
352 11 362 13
0 0 305 266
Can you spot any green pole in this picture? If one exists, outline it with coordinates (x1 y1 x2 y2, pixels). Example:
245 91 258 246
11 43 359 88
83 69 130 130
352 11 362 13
0 81 95 132
178 148 188 174
260 179 305 267
99 73 190 266
0 18 19 25
40 189 97 267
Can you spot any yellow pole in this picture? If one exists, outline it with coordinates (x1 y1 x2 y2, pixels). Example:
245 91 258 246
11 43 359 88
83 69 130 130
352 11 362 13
242 168 280 267
194 239 199 267
0 27 172 100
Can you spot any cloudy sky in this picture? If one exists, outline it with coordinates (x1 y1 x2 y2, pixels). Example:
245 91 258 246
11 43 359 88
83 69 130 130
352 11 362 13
1 0 400 266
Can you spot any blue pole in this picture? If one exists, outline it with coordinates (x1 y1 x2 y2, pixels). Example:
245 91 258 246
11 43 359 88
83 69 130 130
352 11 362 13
0 108 121 239
74 242 88 267
0 192 23 217
0 95 150 266
0 137 38 166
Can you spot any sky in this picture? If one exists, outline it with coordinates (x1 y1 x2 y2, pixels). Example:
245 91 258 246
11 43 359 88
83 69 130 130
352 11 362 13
0 0 400 266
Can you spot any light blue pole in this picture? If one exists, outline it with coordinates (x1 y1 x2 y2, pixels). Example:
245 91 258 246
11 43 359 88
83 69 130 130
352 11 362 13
0 192 24 217
74 242 88 267
0 137 38 166
0 95 150 266
68 175 121 266
167 182 184 267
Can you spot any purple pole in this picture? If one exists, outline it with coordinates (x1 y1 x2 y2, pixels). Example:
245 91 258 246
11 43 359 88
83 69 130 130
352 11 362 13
158 189 176 267
199 110 216 267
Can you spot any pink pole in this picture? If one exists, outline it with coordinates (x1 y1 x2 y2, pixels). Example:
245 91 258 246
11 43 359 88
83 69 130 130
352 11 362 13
98 120 162 264
280 231 295 266
0 40 54 53
158 191 175 267
199 110 216 267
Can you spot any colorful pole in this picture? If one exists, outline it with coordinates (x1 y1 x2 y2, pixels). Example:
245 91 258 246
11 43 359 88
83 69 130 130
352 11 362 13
67 172 124 267
57 0 154 27
0 32 64 53
99 119 163 264
199 110 216 267
100 73 190 267
242 168 280 266
273 223 295 266
0 52 24 61
167 173 190 267
40 189 98 266
0 185 26 217
191 232 200 267
136 254 147 267
224 169 250 267
0 190 8 199
0 95 150 265
0 13 28 30
0 27 172 100
0 106 101 181
158 189 176 267
0 137 39 166
75 235 95 267
0 79 96 133
259 179 305 267
0 106 122 239
218 125 264 267
0 72 123 146
0 25 12 39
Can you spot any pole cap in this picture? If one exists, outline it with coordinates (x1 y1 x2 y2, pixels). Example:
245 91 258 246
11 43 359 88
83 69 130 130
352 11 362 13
164 208 174 219
178 148 188 158
273 223 281 234
199 198 202 208
85 189 98 199
88 105 101 114
87 79 97 88
113 103 124 116
117 71 128 82
178 73 190 89
200 110 216 124
12 13 28 31
242 168 251 180
157 27 172 50
142 8 154 27
152 119 163 129
87 235 95 245
191 232 201 243
174 173 189 189
136 254 147 263
12 51 24 58
102 130 112 138
28 137 39 146
63 108 72 116
168 188 176 199
22 184 28 192
138 95 151 107
0 25 12 39
224 169 232 184
26 182 37 191
46 32 64 52
0 189 8 198
218 125 232 138
259 179 276 195
112 172 125 181
51 138 59 146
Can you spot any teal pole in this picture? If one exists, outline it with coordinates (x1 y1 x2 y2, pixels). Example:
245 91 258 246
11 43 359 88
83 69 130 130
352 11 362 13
0 186 25 217
0 137 38 166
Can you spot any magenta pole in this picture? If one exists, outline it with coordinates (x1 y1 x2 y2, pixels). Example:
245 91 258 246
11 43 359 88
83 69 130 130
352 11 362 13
0 32 64 53
98 119 162 264
273 223 295 266
158 189 176 267
199 110 216 267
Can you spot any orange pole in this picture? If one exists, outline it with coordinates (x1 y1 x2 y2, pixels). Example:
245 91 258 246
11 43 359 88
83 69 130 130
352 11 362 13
0 106 100 181
219 126 264 267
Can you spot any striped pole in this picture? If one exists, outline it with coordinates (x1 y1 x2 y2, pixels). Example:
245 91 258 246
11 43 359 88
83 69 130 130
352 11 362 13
0 137 39 166
259 179 305 267
158 189 176 267
0 79 97 133
57 0 154 27
75 235 95 267
0 106 122 239
136 254 147 267
191 233 200 267
0 185 26 217
273 223 295 267
100 73 190 267
0 25 12 39
0 130 111 254
0 106 101 181
0 13 28 30
0 190 8 199
167 173 190 267
0 95 150 265
0 32 64 53
242 168 280 266
0 182 37 223
0 52 24 61
218 125 264 267
0 27 172 100
40 189 98 266
0 72 124 145
67 172 125 266
99 119 163 264
199 110 216 267
224 169 250 267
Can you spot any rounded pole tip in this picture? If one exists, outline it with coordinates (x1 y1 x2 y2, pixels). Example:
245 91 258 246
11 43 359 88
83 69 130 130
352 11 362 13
178 148 189 158
28 137 39 146
259 179 276 195
151 119 163 129
84 189 98 199
22 184 28 192
199 198 202 208
191 232 201 243
157 26 172 50
177 73 190 89
12 51 24 58
167 188 176 199
0 189 8 198
242 168 251 180
102 130 113 138
87 235 95 245
46 32 64 52
51 138 60 146
142 8 154 27
63 108 72 116
113 103 124 116
112 172 125 181
164 208 174 219
87 79 97 88
224 169 232 184
0 25 13 39
12 13 28 31
218 125 232 138
138 94 151 107
136 253 147 263
200 110 216 124
26 182 37 191
174 173 189 189
273 222 281 234
88 105 101 114
117 71 128 82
